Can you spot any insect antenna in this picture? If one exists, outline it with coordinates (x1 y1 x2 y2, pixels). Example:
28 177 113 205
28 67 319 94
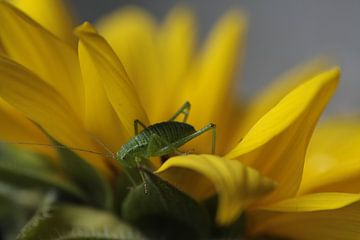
2 141 112 158
88 134 116 160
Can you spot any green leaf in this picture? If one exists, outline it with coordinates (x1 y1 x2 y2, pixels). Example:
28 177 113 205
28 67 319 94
121 169 211 239
56 144 114 210
51 231 144 240
0 144 86 200
17 202 146 240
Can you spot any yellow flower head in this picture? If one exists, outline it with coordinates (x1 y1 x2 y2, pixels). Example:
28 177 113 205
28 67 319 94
0 1 354 239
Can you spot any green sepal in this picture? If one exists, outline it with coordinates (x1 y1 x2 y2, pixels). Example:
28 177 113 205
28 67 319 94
0 144 86 200
121 169 211 239
56 144 114 210
40 133 114 210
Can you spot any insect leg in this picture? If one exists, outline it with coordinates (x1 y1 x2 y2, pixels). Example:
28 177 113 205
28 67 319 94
172 123 217 154
168 101 191 123
135 156 149 194
134 119 147 135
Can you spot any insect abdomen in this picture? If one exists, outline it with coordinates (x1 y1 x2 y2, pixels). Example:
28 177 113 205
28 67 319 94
143 121 196 144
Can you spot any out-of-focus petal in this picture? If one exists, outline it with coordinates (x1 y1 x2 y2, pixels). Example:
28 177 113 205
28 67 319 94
0 98 55 157
0 56 110 176
183 10 246 124
260 192 360 212
300 118 360 194
75 22 148 139
248 193 360 239
9 0 76 45
0 2 84 120
0 40 4 54
96 7 159 121
226 68 340 205
150 6 196 121
156 154 276 226
179 10 247 154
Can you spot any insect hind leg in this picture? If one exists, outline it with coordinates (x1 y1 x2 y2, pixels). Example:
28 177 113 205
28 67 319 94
172 123 217 154
134 119 147 135
168 101 191 123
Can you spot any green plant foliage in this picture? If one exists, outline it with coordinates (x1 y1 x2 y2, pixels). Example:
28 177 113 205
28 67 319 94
121 169 211 240
0 144 85 200
17 195 146 240
51 231 146 240
55 144 114 210
203 196 246 238
0 183 43 240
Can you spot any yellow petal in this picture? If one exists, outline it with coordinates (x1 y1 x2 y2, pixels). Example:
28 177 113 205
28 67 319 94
300 118 360 194
248 193 360 239
179 10 247 154
0 98 55 157
0 2 84 120
156 154 276 225
0 40 4 54
0 56 110 176
8 0 76 45
226 68 340 205
260 192 360 212
96 7 159 121
238 57 334 137
184 10 246 122
149 6 196 121
78 28 128 152
75 22 148 138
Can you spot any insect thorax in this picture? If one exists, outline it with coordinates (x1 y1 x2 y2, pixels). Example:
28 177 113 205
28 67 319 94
116 121 196 166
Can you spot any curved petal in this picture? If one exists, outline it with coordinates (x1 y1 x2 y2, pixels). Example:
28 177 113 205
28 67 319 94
156 154 276 226
0 56 110 176
8 0 76 45
238 57 334 137
226 68 340 205
0 2 84 120
300 118 360 194
96 7 159 121
78 27 128 152
75 22 148 139
179 10 247 154
248 193 360 239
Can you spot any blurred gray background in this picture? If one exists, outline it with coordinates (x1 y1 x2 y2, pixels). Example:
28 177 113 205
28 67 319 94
71 0 360 116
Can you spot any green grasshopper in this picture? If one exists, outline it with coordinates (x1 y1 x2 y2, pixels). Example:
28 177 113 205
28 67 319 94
117 101 216 168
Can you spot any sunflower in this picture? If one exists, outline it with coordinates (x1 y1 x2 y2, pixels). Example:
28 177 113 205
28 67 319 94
0 1 354 239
